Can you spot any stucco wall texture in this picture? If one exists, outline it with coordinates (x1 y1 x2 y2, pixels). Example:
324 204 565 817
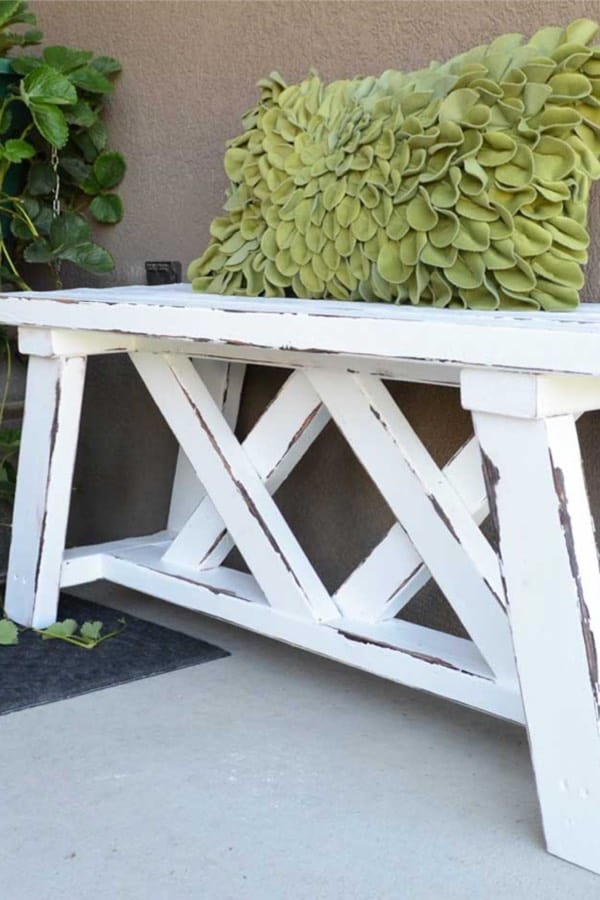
31 1 600 632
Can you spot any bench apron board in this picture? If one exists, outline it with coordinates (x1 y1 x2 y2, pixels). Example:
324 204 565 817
3 283 600 873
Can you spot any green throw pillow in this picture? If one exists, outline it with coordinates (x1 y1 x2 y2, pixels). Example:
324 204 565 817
189 19 600 310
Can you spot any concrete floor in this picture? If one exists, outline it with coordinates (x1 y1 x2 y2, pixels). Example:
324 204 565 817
2 583 600 900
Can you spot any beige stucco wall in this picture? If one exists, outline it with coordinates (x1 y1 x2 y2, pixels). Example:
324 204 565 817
34 0 600 293
30 0 600 631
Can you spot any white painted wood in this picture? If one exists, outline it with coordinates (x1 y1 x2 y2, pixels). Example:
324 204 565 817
335 437 488 621
327 616 492 679
131 352 338 622
462 369 600 419
7 285 600 377
307 369 515 683
470 401 600 875
62 541 523 723
13 284 600 873
167 360 245 531
4 355 86 627
164 370 329 569
17 326 463 386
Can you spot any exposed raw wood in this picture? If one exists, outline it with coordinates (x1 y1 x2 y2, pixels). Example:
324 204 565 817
335 437 487 621
131 353 338 622
8 284 600 377
467 370 600 875
306 369 515 684
5 355 86 628
59 541 524 724
164 370 329 569
167 359 246 532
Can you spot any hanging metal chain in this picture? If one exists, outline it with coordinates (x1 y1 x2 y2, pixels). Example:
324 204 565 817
50 146 62 282
51 146 61 219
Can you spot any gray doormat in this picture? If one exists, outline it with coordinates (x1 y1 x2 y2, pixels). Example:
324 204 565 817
0 593 229 716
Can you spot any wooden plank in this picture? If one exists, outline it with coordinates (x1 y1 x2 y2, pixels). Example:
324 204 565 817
335 437 488 621
93 545 523 723
131 352 338 622
307 369 515 683
8 288 600 378
164 370 329 569
4 355 86 628
167 360 245 532
462 369 600 420
470 392 600 874
326 616 492 679
17 326 463 385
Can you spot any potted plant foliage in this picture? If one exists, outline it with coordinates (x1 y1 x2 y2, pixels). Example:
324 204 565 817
0 0 126 576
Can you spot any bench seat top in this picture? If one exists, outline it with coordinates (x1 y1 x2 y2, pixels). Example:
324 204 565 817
2 283 600 377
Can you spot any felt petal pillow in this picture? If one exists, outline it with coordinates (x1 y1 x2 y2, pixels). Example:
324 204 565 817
190 19 600 311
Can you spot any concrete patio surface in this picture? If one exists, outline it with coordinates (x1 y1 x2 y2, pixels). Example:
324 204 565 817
2 582 599 900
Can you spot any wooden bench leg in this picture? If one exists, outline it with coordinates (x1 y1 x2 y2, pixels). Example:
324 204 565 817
5 354 86 628
463 370 600 874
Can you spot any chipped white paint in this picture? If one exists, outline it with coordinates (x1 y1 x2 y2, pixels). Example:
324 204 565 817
464 371 600 876
167 359 246 532
164 369 329 569
5 284 600 873
4 355 86 627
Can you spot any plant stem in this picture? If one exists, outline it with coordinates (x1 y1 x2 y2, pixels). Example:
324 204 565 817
0 239 30 290
0 328 12 430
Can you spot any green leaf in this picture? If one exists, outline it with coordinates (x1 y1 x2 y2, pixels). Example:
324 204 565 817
90 192 123 223
23 239 52 263
80 620 103 641
0 105 12 135
59 241 114 273
42 618 78 639
72 130 99 163
68 65 113 94
0 1 38 29
21 196 39 218
91 55 121 76
49 210 90 249
0 27 41 53
0 428 20 451
30 102 68 148
0 618 18 646
10 55 42 75
26 162 55 195
0 1 23 29
21 27 41 44
32 203 52 235
93 151 125 190
11 215 33 239
88 120 107 152
43 45 93 73
59 155 91 183
80 174 101 196
2 138 35 162
64 99 97 127
21 65 78 106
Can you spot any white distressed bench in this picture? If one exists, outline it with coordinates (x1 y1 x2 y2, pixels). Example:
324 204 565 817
3 283 600 872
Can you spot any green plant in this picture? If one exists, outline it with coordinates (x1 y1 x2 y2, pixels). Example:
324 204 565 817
0 1 126 505
0 0 126 290
40 615 127 648
0 0 40 55
190 18 600 311
0 611 127 647
0 325 18 499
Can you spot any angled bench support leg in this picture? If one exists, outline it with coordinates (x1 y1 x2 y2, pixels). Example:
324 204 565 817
463 369 600 874
5 354 86 628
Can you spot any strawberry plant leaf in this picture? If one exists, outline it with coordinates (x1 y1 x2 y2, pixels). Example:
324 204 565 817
90 192 123 223
0 618 18 646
